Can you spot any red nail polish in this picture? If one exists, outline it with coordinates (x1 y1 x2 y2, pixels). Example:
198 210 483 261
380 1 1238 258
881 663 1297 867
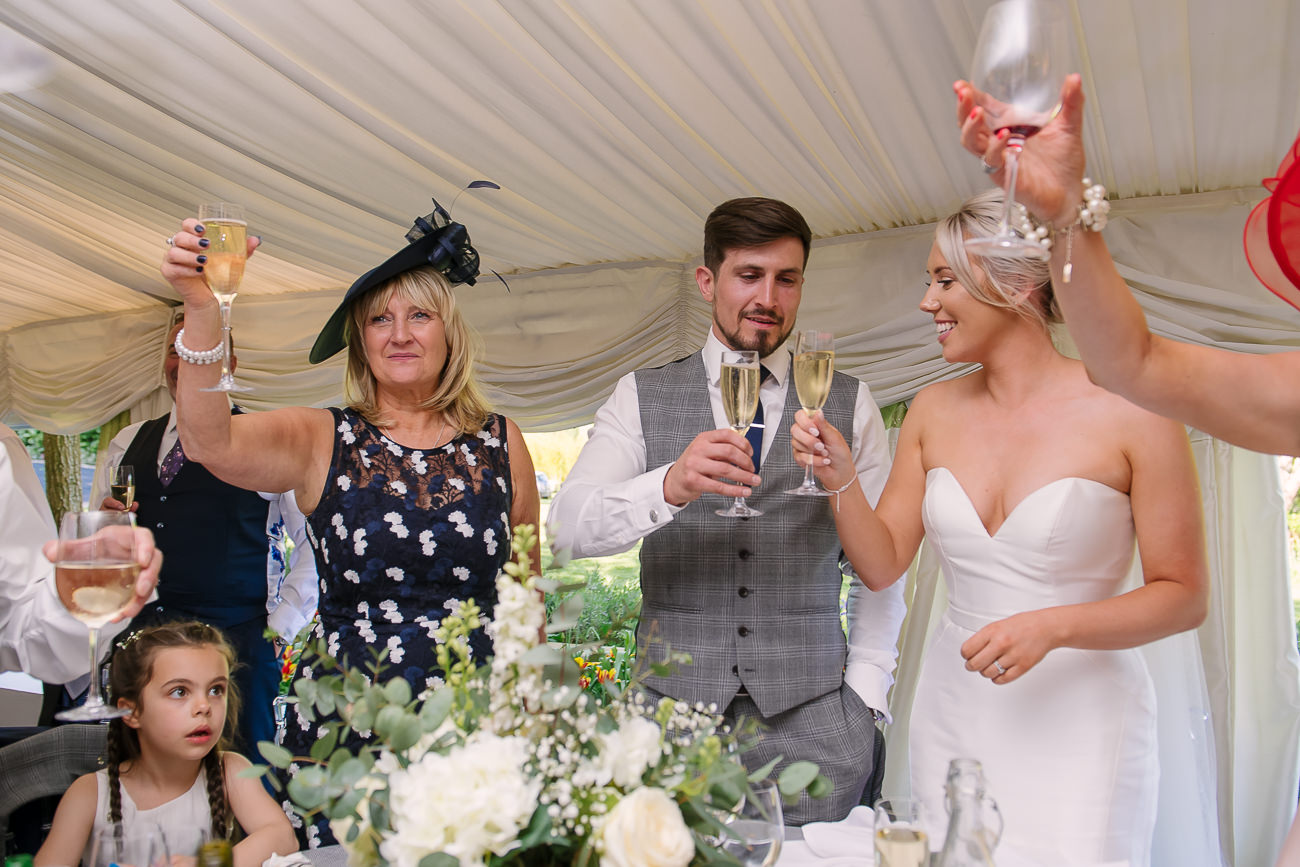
969 108 978 120
997 128 1009 140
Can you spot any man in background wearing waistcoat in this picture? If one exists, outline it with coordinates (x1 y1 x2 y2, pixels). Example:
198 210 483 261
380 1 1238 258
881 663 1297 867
548 198 906 824
93 316 317 754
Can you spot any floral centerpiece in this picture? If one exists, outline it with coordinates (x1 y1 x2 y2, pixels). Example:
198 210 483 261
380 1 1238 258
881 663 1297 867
255 526 825 867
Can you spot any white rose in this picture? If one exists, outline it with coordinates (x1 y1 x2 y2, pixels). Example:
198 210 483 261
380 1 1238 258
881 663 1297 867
596 716 663 788
599 787 694 867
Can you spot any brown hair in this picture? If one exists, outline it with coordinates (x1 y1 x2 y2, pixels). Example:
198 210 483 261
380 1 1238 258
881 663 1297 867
105 622 240 838
343 266 492 435
702 197 812 276
934 188 1060 330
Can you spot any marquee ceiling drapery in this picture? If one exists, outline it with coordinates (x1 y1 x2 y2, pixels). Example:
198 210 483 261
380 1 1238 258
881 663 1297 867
1 0 1299 432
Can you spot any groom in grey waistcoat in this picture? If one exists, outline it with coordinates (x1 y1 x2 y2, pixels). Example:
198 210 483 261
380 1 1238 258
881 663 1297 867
548 197 905 824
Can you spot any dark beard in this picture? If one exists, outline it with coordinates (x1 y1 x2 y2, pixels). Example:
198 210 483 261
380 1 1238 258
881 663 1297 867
715 316 792 358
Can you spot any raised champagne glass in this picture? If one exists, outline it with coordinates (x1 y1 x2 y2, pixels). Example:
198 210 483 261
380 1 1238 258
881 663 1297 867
787 330 835 496
198 201 251 392
964 0 1070 260
54 510 138 721
717 349 763 518
109 463 134 509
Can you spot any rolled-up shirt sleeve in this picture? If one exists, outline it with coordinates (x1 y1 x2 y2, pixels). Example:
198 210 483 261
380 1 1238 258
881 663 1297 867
842 382 907 721
547 372 682 560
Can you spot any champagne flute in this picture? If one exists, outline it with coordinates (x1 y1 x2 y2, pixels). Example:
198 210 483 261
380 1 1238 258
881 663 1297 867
786 330 835 496
964 0 1070 260
109 464 135 509
198 201 251 393
717 349 763 518
873 796 931 867
88 823 169 867
54 510 138 722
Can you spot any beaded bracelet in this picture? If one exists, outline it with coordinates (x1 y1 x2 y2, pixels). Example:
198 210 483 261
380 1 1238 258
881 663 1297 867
1060 179 1110 284
174 328 223 365
1006 179 1111 282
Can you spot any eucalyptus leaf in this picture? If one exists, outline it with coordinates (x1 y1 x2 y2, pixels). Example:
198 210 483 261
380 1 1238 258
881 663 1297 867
309 726 339 762
519 644 564 666
545 593 585 633
383 676 412 706
258 743 294 769
747 756 780 783
389 713 424 752
777 760 820 796
373 705 404 738
418 854 459 867
419 689 453 730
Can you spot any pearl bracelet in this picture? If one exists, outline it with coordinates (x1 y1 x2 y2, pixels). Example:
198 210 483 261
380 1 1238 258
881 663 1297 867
173 328 223 365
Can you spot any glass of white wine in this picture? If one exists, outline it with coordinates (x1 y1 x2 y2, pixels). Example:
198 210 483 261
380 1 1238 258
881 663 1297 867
718 780 783 867
717 349 762 519
109 464 134 509
198 201 251 393
873 796 931 867
787 330 835 496
54 510 138 722
964 0 1070 260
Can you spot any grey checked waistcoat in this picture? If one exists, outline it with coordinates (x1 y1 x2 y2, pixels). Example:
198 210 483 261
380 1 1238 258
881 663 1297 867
635 350 858 717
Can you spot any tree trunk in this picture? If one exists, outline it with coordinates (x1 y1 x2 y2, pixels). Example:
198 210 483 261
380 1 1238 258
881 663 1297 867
42 432 83 528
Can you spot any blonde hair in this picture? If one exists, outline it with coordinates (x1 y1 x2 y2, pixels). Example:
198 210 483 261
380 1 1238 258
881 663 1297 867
934 188 1060 331
343 266 492 434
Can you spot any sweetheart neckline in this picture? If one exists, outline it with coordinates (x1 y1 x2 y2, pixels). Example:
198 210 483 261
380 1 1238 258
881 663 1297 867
926 466 1128 538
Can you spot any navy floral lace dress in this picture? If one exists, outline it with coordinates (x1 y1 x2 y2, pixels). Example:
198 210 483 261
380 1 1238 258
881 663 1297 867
280 407 514 847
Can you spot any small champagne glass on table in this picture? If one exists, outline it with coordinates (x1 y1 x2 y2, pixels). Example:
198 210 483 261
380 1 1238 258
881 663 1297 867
964 0 1070 261
54 510 138 721
718 780 784 867
109 464 134 509
198 201 251 393
787 330 835 496
717 349 763 518
88 823 169 867
873 796 931 867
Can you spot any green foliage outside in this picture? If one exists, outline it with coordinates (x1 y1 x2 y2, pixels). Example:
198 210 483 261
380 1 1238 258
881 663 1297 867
14 426 101 465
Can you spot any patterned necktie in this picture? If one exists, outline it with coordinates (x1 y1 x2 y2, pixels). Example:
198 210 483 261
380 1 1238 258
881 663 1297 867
745 365 772 474
159 438 186 487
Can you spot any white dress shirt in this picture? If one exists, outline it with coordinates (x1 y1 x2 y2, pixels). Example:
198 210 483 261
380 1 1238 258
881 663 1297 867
549 329 907 717
94 409 318 642
0 424 132 682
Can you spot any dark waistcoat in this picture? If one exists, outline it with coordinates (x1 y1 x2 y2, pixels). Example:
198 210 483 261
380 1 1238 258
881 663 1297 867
123 414 271 627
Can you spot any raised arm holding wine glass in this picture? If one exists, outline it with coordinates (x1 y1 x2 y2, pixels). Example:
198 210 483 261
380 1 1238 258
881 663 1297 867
161 200 541 848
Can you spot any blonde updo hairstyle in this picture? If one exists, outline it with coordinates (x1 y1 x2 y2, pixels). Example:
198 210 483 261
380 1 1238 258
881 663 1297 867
344 266 491 435
934 188 1060 331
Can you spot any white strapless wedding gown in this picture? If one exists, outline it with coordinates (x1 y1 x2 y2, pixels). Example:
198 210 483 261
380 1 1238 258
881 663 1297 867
909 468 1158 867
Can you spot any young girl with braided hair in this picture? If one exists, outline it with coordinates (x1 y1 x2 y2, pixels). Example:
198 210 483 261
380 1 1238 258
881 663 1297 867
35 621 296 866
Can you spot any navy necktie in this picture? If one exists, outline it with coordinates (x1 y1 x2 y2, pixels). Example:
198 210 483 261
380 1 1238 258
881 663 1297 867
745 365 772 474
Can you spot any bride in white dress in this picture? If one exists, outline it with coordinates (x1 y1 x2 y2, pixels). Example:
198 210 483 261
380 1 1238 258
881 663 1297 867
790 189 1209 866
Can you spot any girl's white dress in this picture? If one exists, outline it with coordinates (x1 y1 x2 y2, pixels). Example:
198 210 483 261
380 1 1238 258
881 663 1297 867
82 766 211 863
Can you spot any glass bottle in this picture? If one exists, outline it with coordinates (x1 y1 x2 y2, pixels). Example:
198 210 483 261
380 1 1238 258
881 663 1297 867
196 839 234 867
935 758 1003 867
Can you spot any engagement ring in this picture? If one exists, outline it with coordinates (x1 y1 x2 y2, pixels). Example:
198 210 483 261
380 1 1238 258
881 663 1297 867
993 660 1007 675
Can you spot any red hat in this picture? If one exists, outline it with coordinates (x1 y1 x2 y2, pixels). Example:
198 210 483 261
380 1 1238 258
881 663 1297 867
1244 129 1300 311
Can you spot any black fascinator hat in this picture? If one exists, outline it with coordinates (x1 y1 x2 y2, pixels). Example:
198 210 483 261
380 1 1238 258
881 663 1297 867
309 196 483 363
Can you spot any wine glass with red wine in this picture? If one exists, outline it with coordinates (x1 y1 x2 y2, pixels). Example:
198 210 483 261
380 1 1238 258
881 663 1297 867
965 0 1070 260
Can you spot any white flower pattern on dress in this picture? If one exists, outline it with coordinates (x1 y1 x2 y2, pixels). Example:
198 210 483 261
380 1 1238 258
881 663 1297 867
384 511 409 538
285 408 513 847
